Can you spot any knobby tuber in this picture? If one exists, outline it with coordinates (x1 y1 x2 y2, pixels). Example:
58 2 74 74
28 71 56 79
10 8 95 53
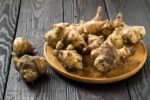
91 25 145 72
12 52 48 82
44 7 124 52
93 43 135 72
13 37 34 56
54 50 83 70
44 6 146 73
88 34 104 51
12 37 48 82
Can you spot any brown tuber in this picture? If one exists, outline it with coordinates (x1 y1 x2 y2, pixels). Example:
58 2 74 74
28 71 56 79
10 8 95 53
12 37 48 82
44 6 146 73
12 52 48 82
93 43 135 72
54 50 83 70
44 6 124 52
13 37 34 56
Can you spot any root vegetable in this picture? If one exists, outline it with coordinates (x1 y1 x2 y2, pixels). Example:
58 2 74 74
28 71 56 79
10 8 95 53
91 24 145 72
13 37 34 56
88 34 104 50
94 43 135 72
44 6 124 52
44 6 146 73
54 50 83 70
12 52 48 82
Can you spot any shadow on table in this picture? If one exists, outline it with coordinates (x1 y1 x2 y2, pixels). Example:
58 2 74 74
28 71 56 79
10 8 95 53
54 70 129 91
25 74 50 88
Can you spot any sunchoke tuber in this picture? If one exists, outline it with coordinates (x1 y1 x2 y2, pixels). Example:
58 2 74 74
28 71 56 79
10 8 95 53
54 50 83 71
44 6 124 52
44 6 146 73
13 37 34 56
12 37 48 82
93 43 135 72
88 34 104 50
12 52 48 82
91 25 145 72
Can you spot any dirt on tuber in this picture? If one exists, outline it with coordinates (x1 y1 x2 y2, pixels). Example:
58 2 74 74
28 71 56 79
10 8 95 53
12 37 48 82
44 6 146 73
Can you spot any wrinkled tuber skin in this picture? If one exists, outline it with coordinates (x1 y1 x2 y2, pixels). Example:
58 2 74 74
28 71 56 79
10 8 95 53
122 26 146 44
56 37 70 50
44 6 146 73
54 50 83 70
93 43 118 72
12 53 48 82
117 46 135 62
88 34 104 50
91 23 146 59
20 60 39 82
105 25 146 49
44 26 64 48
107 28 124 49
94 43 135 72
13 37 34 56
44 7 124 52
67 29 88 53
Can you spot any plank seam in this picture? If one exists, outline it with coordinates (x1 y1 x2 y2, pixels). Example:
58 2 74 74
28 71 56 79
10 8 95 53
127 81 132 100
103 0 110 20
2 0 22 100
62 0 64 22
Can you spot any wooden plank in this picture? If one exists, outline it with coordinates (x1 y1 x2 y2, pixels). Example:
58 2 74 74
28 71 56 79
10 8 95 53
4 0 67 100
0 0 21 99
63 0 130 100
5 0 130 100
105 0 150 99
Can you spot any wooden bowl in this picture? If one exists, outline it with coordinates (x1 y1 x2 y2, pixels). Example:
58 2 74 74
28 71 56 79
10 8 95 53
44 42 147 84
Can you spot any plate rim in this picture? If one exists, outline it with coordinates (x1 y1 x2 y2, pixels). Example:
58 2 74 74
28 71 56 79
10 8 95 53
44 41 147 84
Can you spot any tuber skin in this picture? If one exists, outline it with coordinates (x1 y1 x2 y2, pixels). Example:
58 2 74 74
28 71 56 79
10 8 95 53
13 37 34 56
44 6 146 73
54 50 83 71
93 43 135 72
12 52 48 82
122 26 146 44
91 24 145 72
44 6 124 53
91 25 146 59
88 34 104 51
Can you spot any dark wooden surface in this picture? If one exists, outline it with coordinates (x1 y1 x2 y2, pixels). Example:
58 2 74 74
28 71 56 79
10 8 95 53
0 0 20 100
0 0 149 100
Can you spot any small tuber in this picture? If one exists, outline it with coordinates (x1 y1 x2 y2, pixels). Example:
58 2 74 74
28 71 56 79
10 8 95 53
54 50 83 71
12 52 48 82
13 37 34 56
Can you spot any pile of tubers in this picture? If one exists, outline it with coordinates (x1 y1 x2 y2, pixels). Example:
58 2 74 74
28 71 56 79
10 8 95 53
12 37 48 82
44 6 146 73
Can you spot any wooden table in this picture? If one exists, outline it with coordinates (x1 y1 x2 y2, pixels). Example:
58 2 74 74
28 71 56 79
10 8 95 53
0 0 150 100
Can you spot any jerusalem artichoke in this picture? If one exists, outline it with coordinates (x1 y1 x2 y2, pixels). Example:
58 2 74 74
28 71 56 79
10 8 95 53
88 34 104 50
13 37 34 56
44 6 146 73
44 6 124 52
12 52 48 82
91 25 145 72
94 43 135 72
54 50 83 70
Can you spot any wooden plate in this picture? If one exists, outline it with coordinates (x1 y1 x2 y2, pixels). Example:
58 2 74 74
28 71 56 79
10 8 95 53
44 42 147 84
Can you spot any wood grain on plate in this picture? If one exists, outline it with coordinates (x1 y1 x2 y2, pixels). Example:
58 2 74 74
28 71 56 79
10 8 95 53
44 42 147 83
